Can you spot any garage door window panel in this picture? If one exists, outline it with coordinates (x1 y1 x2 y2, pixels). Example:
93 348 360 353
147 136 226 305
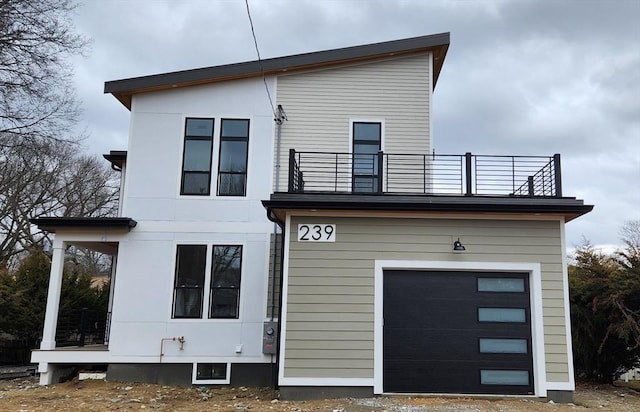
478 307 527 323
480 370 530 386
477 277 525 293
479 338 528 354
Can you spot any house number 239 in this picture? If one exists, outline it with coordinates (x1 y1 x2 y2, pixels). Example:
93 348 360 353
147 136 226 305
297 224 336 242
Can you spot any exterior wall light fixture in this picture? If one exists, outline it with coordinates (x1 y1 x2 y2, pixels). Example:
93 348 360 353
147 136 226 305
453 238 466 251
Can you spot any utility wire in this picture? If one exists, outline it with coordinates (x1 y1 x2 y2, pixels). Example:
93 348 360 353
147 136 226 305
245 0 277 119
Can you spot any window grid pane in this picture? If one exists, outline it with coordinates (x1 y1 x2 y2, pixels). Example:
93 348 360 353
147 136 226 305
478 308 526 323
478 278 525 292
354 122 381 142
186 118 214 137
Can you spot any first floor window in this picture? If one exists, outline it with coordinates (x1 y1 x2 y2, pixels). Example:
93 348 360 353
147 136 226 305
172 244 243 319
217 119 249 196
210 245 242 318
172 245 207 318
181 118 214 195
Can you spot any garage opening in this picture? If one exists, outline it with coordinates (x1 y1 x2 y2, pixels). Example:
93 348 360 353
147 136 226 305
383 270 533 394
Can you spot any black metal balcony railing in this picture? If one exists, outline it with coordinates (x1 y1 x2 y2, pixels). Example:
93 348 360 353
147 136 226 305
288 149 562 197
55 308 107 347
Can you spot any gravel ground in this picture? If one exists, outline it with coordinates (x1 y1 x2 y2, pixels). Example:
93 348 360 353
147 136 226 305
0 376 639 411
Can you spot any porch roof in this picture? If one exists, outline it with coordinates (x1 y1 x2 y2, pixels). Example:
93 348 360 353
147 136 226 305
30 217 137 233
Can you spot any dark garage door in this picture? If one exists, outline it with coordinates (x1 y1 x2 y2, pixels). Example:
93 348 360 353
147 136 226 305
383 270 533 395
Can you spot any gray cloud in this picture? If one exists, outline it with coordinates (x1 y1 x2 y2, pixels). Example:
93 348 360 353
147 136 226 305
70 0 640 250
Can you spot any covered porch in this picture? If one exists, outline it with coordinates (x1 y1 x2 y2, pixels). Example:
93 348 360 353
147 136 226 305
29 217 136 384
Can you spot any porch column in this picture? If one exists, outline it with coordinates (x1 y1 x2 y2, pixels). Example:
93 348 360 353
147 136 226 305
40 242 65 350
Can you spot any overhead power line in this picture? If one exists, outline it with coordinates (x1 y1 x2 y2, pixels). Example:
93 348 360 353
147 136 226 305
244 0 277 119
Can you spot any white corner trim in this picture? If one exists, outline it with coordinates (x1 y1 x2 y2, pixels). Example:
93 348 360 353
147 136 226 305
428 51 434 152
191 362 231 384
560 220 576 389
373 260 548 397
277 214 292 385
278 377 373 387
546 381 575 391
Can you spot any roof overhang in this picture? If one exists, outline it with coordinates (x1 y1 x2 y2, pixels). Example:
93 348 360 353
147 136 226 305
105 32 450 110
262 193 593 224
103 150 127 170
30 217 137 234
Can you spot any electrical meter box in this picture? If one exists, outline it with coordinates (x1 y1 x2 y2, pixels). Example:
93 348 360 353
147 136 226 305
262 321 278 354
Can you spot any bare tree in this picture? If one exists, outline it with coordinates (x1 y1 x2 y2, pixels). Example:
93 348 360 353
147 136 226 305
0 141 118 266
0 0 89 147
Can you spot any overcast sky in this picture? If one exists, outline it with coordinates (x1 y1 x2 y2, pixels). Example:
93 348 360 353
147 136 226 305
70 0 639 252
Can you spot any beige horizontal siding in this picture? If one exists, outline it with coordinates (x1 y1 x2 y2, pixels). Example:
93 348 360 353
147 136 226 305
283 216 570 384
285 368 371 378
275 53 431 190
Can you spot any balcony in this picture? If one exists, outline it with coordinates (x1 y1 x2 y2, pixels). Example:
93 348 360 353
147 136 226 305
287 150 562 198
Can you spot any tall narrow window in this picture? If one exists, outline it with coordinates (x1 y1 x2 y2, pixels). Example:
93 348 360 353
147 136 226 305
210 245 242 318
352 122 381 193
180 118 214 195
218 119 249 196
173 245 207 318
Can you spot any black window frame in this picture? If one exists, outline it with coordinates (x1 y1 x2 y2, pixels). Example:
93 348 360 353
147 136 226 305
172 244 207 319
217 118 250 196
209 245 243 319
352 121 382 193
180 118 215 196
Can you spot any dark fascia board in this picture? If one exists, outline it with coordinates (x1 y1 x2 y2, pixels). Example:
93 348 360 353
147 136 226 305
105 32 450 110
262 193 594 223
30 217 137 234
103 150 127 170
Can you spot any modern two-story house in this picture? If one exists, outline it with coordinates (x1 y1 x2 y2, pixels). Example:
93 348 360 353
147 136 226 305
31 33 592 402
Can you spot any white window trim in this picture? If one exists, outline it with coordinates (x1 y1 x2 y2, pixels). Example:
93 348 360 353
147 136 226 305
373 260 547 397
191 362 231 384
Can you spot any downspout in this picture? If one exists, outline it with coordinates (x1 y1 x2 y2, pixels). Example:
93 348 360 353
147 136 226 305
271 105 287 319
269 105 287 388
266 208 285 390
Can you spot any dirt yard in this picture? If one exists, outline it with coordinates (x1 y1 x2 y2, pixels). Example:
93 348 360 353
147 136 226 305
1 377 639 411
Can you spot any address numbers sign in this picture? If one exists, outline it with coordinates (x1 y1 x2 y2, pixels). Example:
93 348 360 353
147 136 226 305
297 224 336 242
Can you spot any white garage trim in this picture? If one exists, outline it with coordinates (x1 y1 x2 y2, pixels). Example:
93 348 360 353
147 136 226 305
373 260 547 397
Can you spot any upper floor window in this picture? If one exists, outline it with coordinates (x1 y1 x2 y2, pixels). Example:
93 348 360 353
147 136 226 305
352 122 381 192
180 118 214 195
217 119 249 196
